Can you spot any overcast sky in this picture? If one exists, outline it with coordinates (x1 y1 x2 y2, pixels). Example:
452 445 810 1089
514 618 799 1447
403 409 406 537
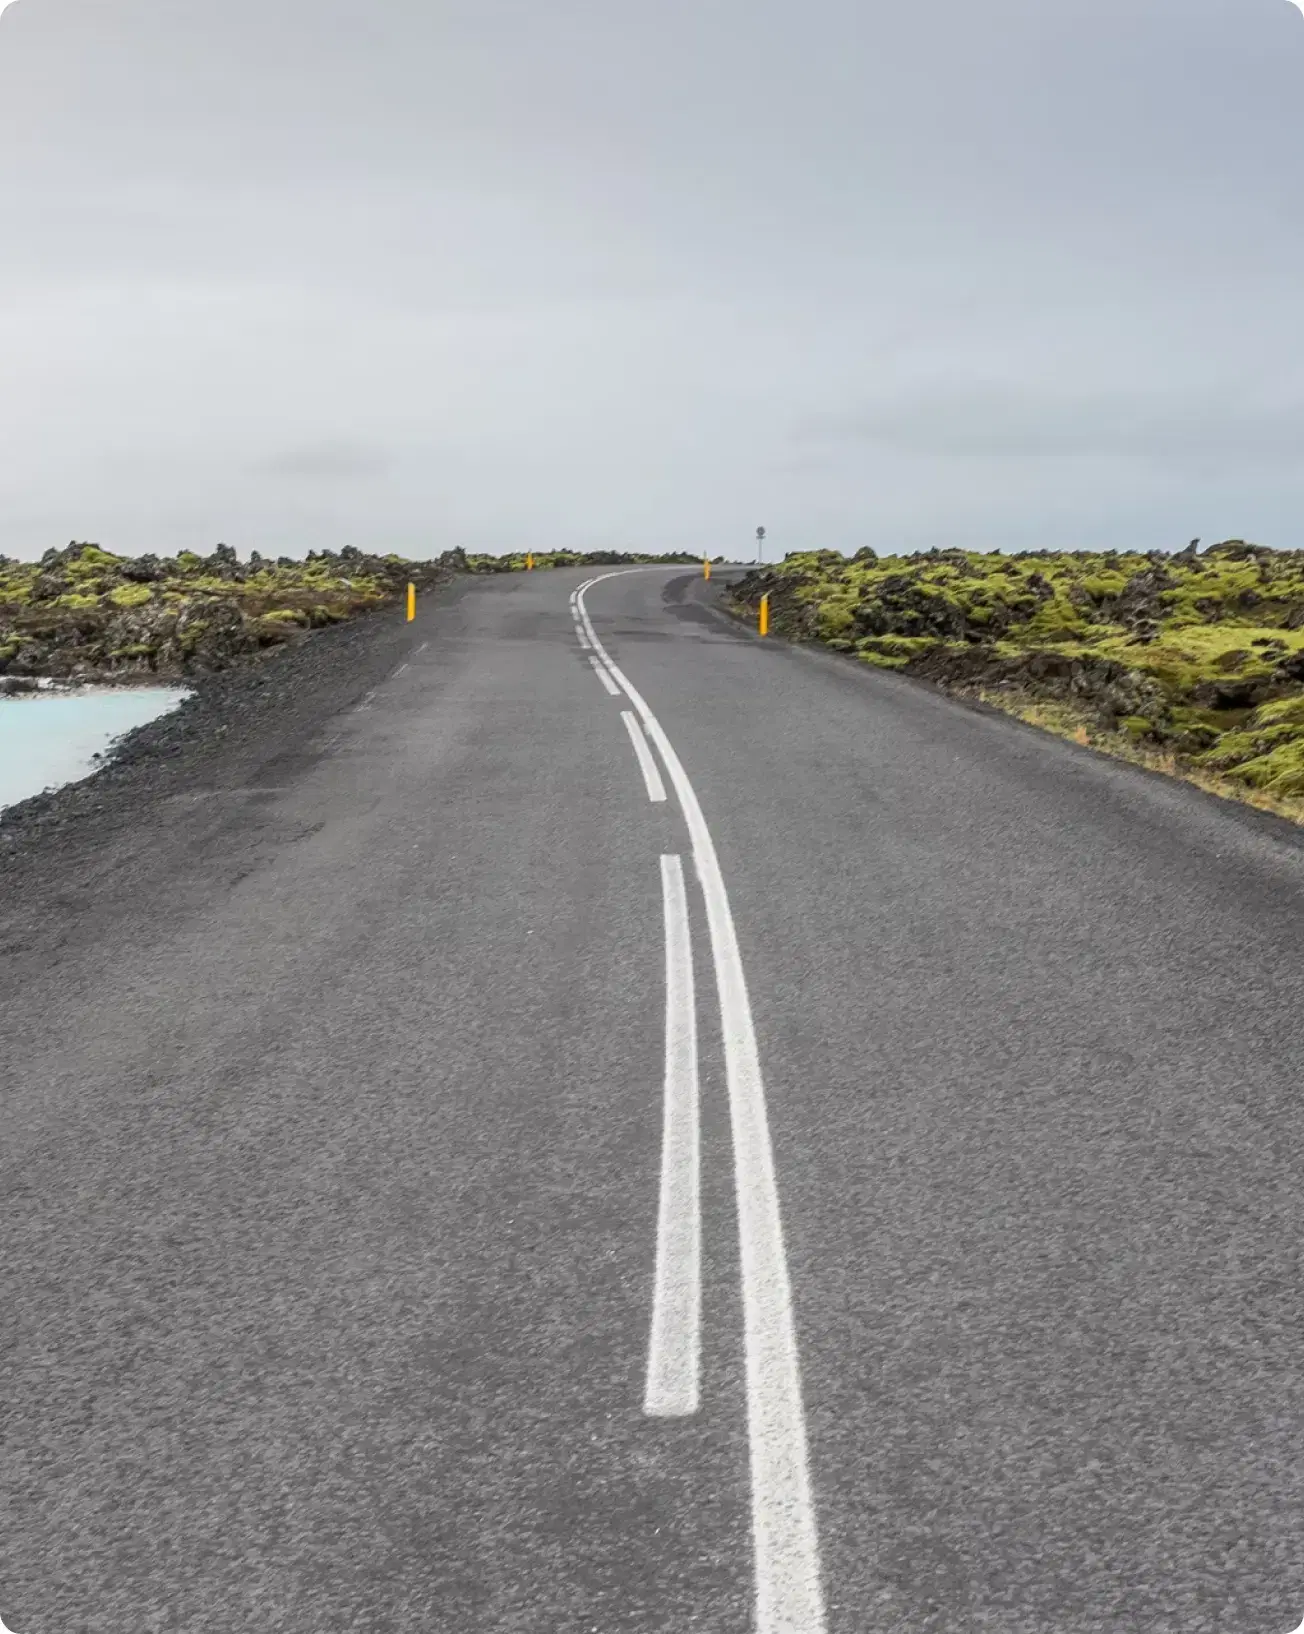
1 0 1303 562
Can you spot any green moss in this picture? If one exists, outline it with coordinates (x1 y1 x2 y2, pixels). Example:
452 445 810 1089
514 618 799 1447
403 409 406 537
1078 572 1130 599
1081 623 1300 697
856 634 940 661
64 546 123 581
1219 739 1304 796
1248 695 1304 728
726 541 1304 818
108 583 153 608
1024 597 1090 642
813 599 857 639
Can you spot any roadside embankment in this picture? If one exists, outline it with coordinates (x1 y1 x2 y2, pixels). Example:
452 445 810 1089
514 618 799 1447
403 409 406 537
726 542 1304 822
0 542 711 687
0 545 712 863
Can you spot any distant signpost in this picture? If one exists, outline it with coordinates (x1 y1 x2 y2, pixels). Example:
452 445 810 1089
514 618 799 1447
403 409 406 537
756 526 766 564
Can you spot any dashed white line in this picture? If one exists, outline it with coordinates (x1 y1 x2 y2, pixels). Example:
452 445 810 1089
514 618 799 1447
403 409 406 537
576 572 827 1634
644 853 701 1417
590 656 621 696
621 711 667 802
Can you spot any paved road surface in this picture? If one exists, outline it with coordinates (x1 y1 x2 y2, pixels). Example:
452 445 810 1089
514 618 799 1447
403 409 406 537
4 565 1304 1633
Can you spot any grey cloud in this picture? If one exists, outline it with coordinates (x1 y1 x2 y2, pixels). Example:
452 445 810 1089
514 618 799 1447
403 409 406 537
2 0 1304 560
802 386 1304 462
256 442 391 480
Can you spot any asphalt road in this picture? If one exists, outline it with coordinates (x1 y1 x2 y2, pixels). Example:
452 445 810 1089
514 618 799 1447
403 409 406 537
4 565 1304 1634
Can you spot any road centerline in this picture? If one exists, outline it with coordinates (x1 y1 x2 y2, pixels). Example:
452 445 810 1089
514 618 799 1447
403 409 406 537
576 571 828 1634
589 656 622 696
622 711 668 803
644 852 702 1417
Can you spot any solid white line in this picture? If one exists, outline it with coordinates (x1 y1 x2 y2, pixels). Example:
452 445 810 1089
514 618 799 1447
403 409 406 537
622 711 667 802
577 572 827 1634
644 853 702 1416
577 631 592 650
590 656 621 696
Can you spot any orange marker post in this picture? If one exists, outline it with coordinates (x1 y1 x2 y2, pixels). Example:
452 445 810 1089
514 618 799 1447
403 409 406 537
703 558 711 580
407 583 415 622
759 593 770 637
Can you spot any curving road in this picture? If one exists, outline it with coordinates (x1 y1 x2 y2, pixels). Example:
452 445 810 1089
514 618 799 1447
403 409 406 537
3 565 1304 1634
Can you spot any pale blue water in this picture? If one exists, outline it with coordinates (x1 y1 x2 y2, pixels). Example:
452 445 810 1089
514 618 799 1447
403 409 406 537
0 687 189 813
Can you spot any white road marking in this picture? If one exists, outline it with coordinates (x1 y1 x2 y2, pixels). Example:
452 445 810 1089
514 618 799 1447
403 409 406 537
416 641 428 653
644 853 702 1416
590 656 621 696
621 711 667 802
394 662 408 675
576 572 827 1634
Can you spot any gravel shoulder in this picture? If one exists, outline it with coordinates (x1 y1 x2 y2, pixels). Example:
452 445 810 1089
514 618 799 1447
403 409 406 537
0 578 471 985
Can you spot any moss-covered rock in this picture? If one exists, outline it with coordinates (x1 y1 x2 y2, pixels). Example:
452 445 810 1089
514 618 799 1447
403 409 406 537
0 540 707 681
729 540 1304 819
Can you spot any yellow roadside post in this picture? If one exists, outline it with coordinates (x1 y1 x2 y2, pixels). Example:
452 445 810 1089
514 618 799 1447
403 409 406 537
703 558 711 580
407 582 415 622
526 552 534 571
759 593 770 637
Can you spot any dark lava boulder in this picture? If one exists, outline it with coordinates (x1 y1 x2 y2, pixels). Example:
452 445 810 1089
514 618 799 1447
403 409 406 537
119 553 167 583
1190 674 1275 711
201 543 246 582
1112 564 1176 634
